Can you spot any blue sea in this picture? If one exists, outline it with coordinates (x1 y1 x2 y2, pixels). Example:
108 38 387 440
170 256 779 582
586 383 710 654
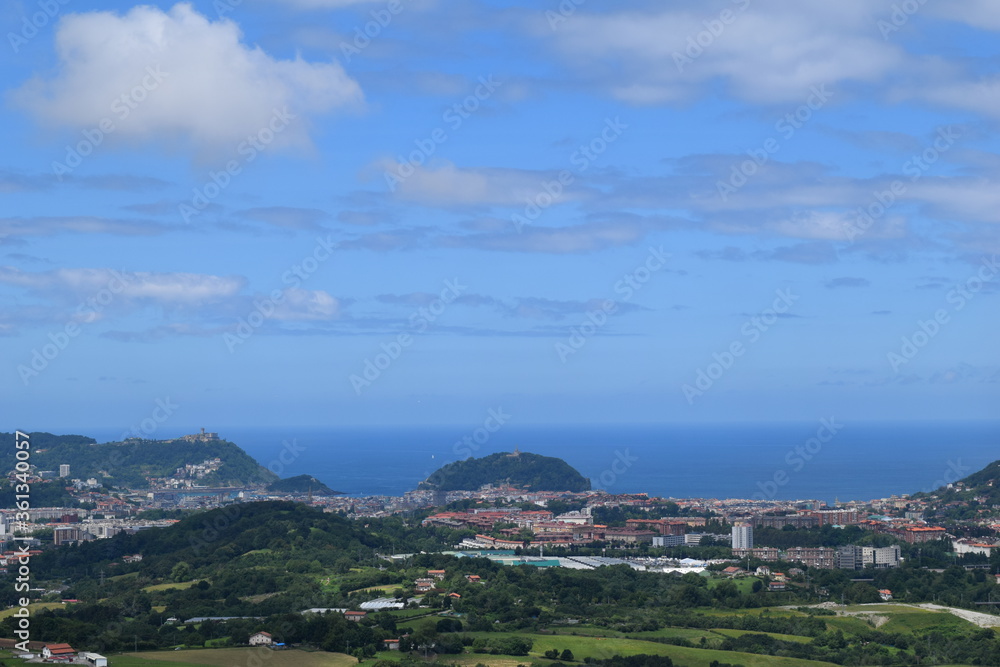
85 421 999 504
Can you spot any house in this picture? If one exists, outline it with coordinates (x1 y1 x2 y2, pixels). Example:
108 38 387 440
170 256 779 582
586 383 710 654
344 611 367 622
879 589 893 601
466 574 482 583
447 592 461 599
427 569 446 579
755 566 771 576
383 639 401 650
249 632 273 646
768 581 786 591
722 566 743 577
772 572 787 582
42 643 76 659
415 578 436 592
81 652 109 666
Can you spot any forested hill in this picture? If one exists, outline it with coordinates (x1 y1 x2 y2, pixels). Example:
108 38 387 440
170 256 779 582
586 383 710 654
915 458 1000 503
0 432 277 489
33 501 380 580
267 474 342 495
419 451 591 492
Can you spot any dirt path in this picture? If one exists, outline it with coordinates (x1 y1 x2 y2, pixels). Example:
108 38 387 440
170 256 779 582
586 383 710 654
789 602 1000 628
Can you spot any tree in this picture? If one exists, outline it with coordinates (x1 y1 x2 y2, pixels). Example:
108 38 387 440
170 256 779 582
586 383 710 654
171 562 191 583
561 649 575 661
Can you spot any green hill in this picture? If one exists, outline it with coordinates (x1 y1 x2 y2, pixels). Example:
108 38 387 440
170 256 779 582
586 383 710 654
267 474 342 495
915 458 1000 504
419 451 591 492
0 432 278 491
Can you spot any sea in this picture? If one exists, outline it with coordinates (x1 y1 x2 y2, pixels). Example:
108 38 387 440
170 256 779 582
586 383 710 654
85 420 999 504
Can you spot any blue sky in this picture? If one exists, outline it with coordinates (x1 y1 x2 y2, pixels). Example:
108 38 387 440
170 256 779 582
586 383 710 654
2 0 998 432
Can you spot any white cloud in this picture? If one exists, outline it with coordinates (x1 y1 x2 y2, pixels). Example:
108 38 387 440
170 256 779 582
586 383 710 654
10 3 363 157
544 0 902 104
273 288 341 320
380 161 583 208
0 266 245 309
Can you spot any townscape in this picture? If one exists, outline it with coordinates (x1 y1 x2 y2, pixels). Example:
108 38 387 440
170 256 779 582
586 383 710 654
2 432 1000 666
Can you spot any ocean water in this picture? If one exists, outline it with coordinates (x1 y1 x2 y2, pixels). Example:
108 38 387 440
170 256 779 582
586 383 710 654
84 420 1000 504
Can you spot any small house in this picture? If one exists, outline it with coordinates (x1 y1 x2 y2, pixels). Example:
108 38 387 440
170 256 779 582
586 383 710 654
427 569 446 579
466 574 482 583
249 632 272 646
383 639 401 650
345 611 367 622
879 589 893 601
768 581 786 591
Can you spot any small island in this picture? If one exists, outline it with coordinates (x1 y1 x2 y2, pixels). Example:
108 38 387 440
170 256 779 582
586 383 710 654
267 474 342 496
418 449 591 492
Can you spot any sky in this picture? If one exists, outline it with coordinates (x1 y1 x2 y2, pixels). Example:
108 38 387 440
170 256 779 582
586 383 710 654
1 0 998 433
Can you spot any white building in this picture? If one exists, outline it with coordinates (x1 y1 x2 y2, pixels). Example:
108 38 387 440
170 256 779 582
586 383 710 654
81 652 109 666
59 464 71 478
732 523 754 550
249 632 272 646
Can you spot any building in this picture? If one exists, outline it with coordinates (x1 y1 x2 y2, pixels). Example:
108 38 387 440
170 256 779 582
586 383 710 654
768 581 786 591
249 632 272 646
603 528 656 544
895 525 947 543
953 539 998 556
42 643 76 659
753 514 819 530
427 569 446 579
344 611 367 622
733 547 779 561
879 589 893 601
784 546 837 569
81 653 108 667
180 428 220 442
383 639 401 650
59 464 70 478
732 523 753 550
53 526 91 546
836 545 901 570
625 519 687 536
414 578 435 592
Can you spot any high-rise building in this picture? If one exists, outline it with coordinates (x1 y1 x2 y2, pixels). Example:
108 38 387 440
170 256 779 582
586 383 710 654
732 523 754 550
59 464 70 478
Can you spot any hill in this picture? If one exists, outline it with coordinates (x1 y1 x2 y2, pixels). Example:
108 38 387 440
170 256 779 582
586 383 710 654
267 474 343 495
418 451 591 492
0 431 278 490
914 458 1000 504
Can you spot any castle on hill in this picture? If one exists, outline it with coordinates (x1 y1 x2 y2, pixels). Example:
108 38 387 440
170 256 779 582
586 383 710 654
179 428 220 443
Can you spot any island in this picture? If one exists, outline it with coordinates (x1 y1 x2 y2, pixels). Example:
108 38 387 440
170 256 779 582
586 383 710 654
418 449 591 492
267 474 342 496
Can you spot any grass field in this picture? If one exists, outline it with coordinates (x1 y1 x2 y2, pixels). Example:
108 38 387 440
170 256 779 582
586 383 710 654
463 631 838 667
143 580 203 592
0 601 65 618
111 648 357 667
